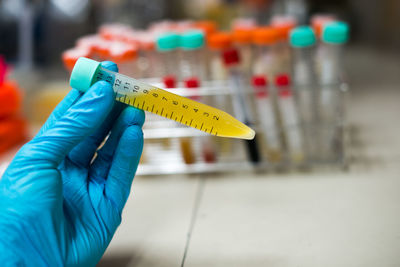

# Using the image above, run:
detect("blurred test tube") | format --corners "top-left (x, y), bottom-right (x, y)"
top-left (156, 32), bottom-right (181, 82)
top-left (207, 32), bottom-right (232, 82)
top-left (184, 78), bottom-right (217, 164)
top-left (318, 22), bottom-right (349, 161)
top-left (289, 26), bottom-right (319, 161)
top-left (271, 15), bottom-right (298, 75)
top-left (275, 74), bottom-right (305, 164)
top-left (223, 48), bottom-right (261, 165)
top-left (180, 30), bottom-right (207, 82)
top-left (232, 27), bottom-right (255, 79)
top-left (252, 26), bottom-right (279, 78)
top-left (251, 75), bottom-right (282, 163)
top-left (135, 32), bottom-right (158, 78)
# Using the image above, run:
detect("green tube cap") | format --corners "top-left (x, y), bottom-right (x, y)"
top-left (70, 57), bottom-right (101, 92)
top-left (322, 22), bottom-right (349, 44)
top-left (180, 31), bottom-right (205, 50)
top-left (290, 26), bottom-right (316, 48)
top-left (156, 32), bottom-right (180, 52)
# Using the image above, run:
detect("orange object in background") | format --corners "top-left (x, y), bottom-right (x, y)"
top-left (0, 55), bottom-right (28, 155)
top-left (62, 47), bottom-right (91, 71)
top-left (232, 28), bottom-right (254, 45)
top-left (0, 81), bottom-right (22, 118)
top-left (106, 42), bottom-right (138, 64)
top-left (207, 32), bottom-right (233, 50)
top-left (271, 15), bottom-right (298, 41)
top-left (252, 27), bottom-right (279, 45)
top-left (272, 20), bottom-right (297, 41)
top-left (0, 117), bottom-right (27, 154)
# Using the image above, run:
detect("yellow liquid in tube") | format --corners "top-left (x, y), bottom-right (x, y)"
top-left (94, 67), bottom-right (255, 139)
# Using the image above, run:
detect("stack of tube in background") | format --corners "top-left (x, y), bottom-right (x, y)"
top-left (0, 56), bottom-right (27, 155)
top-left (62, 15), bottom-right (349, 175)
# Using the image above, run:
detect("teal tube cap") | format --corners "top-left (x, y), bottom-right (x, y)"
top-left (180, 31), bottom-right (205, 50)
top-left (156, 32), bottom-right (180, 52)
top-left (70, 57), bottom-right (101, 92)
top-left (290, 26), bottom-right (316, 48)
top-left (322, 22), bottom-right (349, 44)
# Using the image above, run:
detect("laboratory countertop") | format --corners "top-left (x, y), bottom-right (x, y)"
top-left (97, 47), bottom-right (400, 267)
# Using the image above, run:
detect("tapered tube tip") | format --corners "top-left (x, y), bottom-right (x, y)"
top-left (239, 126), bottom-right (255, 140)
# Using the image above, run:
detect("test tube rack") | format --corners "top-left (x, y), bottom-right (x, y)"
top-left (137, 79), bottom-right (349, 176)
top-left (62, 19), bottom-right (350, 175)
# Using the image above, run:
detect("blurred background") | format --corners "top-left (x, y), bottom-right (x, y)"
top-left (1, 0), bottom-right (399, 68)
top-left (1, 0), bottom-right (400, 266)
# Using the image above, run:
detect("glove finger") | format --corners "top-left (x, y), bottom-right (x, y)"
top-left (66, 102), bottom-right (124, 168)
top-left (100, 61), bottom-right (119, 72)
top-left (36, 61), bottom-right (118, 138)
top-left (36, 89), bottom-right (82, 137)
top-left (66, 61), bottom-right (121, 168)
top-left (15, 80), bottom-right (115, 168)
top-left (89, 107), bottom-right (144, 185)
top-left (105, 125), bottom-right (143, 212)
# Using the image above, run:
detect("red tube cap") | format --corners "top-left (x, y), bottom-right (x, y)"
top-left (184, 77), bottom-right (200, 88)
top-left (275, 74), bottom-right (290, 86)
top-left (184, 77), bottom-right (200, 100)
top-left (163, 75), bottom-right (176, 88)
top-left (252, 75), bottom-right (268, 98)
top-left (222, 48), bottom-right (240, 66)
top-left (275, 74), bottom-right (292, 97)
top-left (252, 75), bottom-right (268, 87)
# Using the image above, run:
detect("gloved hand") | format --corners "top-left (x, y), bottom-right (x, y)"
top-left (0, 61), bottom-right (145, 267)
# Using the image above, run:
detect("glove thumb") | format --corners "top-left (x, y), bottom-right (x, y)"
top-left (16, 81), bottom-right (115, 168)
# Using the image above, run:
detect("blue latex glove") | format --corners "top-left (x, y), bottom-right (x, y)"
top-left (0, 62), bottom-right (145, 267)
